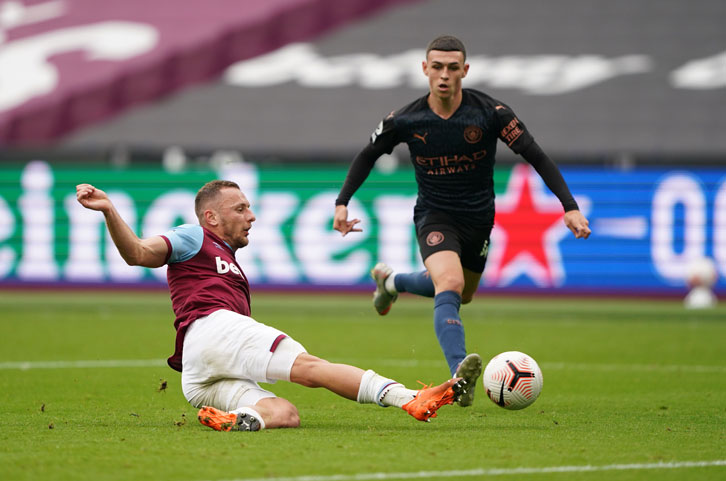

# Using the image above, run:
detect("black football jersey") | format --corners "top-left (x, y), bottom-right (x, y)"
top-left (369, 88), bottom-right (535, 223)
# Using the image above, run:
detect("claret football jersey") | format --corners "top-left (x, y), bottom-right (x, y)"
top-left (160, 224), bottom-right (250, 371)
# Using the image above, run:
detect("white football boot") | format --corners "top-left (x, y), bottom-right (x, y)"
top-left (371, 262), bottom-right (397, 315)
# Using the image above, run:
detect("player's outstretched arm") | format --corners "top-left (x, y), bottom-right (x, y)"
top-left (334, 143), bottom-right (388, 236)
top-left (333, 205), bottom-right (362, 236)
top-left (564, 210), bottom-right (591, 239)
top-left (76, 184), bottom-right (168, 267)
top-left (518, 143), bottom-right (591, 240)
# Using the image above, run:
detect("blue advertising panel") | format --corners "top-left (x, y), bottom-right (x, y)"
top-left (0, 161), bottom-right (723, 294)
top-left (493, 165), bottom-right (726, 292)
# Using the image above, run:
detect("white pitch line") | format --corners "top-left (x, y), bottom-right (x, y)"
top-left (1, 358), bottom-right (725, 373)
top-left (339, 359), bottom-right (726, 374)
top-left (540, 362), bottom-right (726, 373)
top-left (0, 359), bottom-right (167, 370)
top-left (212, 460), bottom-right (726, 481)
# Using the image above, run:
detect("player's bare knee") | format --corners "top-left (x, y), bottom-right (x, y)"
top-left (258, 398), bottom-right (300, 428)
top-left (436, 275), bottom-right (465, 294)
top-left (284, 405), bottom-right (301, 428)
top-left (274, 403), bottom-right (300, 428)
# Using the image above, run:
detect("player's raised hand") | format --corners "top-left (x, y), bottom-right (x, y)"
top-left (76, 184), bottom-right (112, 212)
top-left (333, 205), bottom-right (362, 236)
top-left (564, 210), bottom-right (591, 239)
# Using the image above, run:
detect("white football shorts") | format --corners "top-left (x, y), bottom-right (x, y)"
top-left (181, 309), bottom-right (306, 411)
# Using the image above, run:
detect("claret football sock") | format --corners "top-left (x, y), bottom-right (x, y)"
top-left (433, 290), bottom-right (466, 376)
top-left (394, 270), bottom-right (435, 297)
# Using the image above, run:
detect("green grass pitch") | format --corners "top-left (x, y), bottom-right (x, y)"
top-left (0, 290), bottom-right (724, 481)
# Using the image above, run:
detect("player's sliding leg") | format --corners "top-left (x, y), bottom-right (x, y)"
top-left (197, 361), bottom-right (468, 430)
top-left (198, 396), bottom-right (299, 431)
top-left (290, 353), bottom-right (466, 422)
top-left (189, 330), bottom-right (304, 432)
top-left (196, 332), bottom-right (468, 431)
top-left (291, 354), bottom-right (411, 404)
top-left (401, 378), bottom-right (465, 421)
top-left (198, 406), bottom-right (263, 431)
top-left (353, 369), bottom-right (466, 422)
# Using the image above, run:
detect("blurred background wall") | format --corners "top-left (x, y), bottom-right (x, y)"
top-left (1, 0), bottom-right (724, 295)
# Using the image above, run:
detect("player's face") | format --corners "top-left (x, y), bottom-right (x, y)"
top-left (423, 50), bottom-right (469, 101)
top-left (214, 188), bottom-right (256, 249)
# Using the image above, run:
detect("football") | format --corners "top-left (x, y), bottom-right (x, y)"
top-left (482, 351), bottom-right (543, 410)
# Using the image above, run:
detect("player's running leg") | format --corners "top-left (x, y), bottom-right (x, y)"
top-left (371, 262), bottom-right (398, 315)
top-left (394, 271), bottom-right (436, 297)
top-left (371, 264), bottom-right (437, 315)
top-left (433, 290), bottom-right (467, 374)
top-left (425, 252), bottom-right (468, 375)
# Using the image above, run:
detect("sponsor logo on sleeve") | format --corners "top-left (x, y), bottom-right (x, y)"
top-left (500, 118), bottom-right (524, 146)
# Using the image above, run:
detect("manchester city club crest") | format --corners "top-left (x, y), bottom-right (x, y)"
top-left (464, 125), bottom-right (483, 144)
top-left (426, 231), bottom-right (445, 246)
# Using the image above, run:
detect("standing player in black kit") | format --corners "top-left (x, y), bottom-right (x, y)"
top-left (333, 35), bottom-right (591, 408)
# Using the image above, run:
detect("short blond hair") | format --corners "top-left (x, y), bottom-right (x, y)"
top-left (194, 180), bottom-right (240, 221)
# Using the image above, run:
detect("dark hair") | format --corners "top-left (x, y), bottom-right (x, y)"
top-left (195, 180), bottom-right (240, 220)
top-left (426, 35), bottom-right (467, 61)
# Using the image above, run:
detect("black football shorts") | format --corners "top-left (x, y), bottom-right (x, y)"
top-left (414, 210), bottom-right (493, 273)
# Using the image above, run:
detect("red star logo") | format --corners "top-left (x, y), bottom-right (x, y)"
top-left (484, 164), bottom-right (570, 287)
